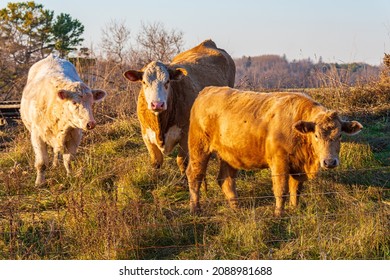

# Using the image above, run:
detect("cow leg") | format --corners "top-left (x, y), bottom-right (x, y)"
top-left (142, 136), bottom-right (163, 169)
top-left (52, 147), bottom-right (61, 168)
top-left (150, 144), bottom-right (164, 169)
top-left (186, 151), bottom-right (210, 214)
top-left (63, 129), bottom-right (81, 176)
top-left (31, 129), bottom-right (49, 186)
top-left (177, 148), bottom-right (188, 175)
top-left (270, 160), bottom-right (289, 217)
top-left (177, 135), bottom-right (189, 175)
top-left (289, 175), bottom-right (303, 209)
top-left (217, 160), bottom-right (239, 209)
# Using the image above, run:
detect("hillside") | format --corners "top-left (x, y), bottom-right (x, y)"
top-left (234, 55), bottom-right (380, 90)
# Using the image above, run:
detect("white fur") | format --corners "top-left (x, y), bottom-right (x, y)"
top-left (21, 55), bottom-right (106, 185)
top-left (142, 62), bottom-right (170, 112)
top-left (144, 125), bottom-right (182, 154)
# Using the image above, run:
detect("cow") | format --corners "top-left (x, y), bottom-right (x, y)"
top-left (20, 54), bottom-right (107, 186)
top-left (186, 86), bottom-right (363, 216)
top-left (123, 39), bottom-right (235, 174)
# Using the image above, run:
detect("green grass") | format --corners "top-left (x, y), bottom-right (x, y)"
top-left (0, 89), bottom-right (389, 260)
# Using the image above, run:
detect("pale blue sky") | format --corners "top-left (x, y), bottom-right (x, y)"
top-left (3, 0), bottom-right (390, 65)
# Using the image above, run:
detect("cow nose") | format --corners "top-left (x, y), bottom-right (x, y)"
top-left (323, 158), bottom-right (338, 169)
top-left (86, 120), bottom-right (96, 130)
top-left (151, 101), bottom-right (165, 111)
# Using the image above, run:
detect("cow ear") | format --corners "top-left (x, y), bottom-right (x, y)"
top-left (57, 90), bottom-right (72, 100)
top-left (168, 67), bottom-right (187, 81)
top-left (92, 89), bottom-right (107, 103)
top-left (341, 120), bottom-right (363, 135)
top-left (294, 120), bottom-right (316, 134)
top-left (123, 70), bottom-right (143, 82)
top-left (326, 110), bottom-right (339, 120)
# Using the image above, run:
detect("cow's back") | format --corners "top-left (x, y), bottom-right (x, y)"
top-left (171, 40), bottom-right (235, 91)
top-left (23, 55), bottom-right (81, 103)
top-left (26, 54), bottom-right (81, 86)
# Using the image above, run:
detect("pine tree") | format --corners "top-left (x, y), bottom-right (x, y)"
top-left (51, 13), bottom-right (84, 57)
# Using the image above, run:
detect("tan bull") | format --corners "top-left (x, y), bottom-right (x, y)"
top-left (186, 86), bottom-right (363, 216)
top-left (123, 40), bottom-right (235, 174)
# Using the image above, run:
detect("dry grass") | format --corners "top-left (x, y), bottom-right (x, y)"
top-left (0, 60), bottom-right (389, 260)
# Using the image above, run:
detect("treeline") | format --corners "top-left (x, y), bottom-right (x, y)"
top-left (0, 1), bottom-right (85, 100)
top-left (0, 1), bottom-right (385, 102)
top-left (0, 1), bottom-right (185, 101)
top-left (235, 55), bottom-right (380, 90)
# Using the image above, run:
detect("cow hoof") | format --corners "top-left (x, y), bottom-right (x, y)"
top-left (35, 180), bottom-right (47, 187)
top-left (228, 199), bottom-right (239, 209)
top-left (274, 208), bottom-right (284, 217)
top-left (176, 176), bottom-right (188, 189)
top-left (190, 204), bottom-right (201, 215)
top-left (152, 162), bottom-right (162, 169)
top-left (35, 174), bottom-right (46, 187)
top-left (289, 204), bottom-right (299, 212)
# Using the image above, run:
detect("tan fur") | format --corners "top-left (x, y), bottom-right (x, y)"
top-left (127, 39), bottom-right (236, 173)
top-left (186, 86), bottom-right (362, 215)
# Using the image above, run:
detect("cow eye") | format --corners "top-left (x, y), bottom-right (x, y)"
top-left (164, 80), bottom-right (170, 89)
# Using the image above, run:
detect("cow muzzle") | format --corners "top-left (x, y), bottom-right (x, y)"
top-left (86, 120), bottom-right (96, 130)
top-left (151, 101), bottom-right (165, 112)
top-left (322, 158), bottom-right (339, 169)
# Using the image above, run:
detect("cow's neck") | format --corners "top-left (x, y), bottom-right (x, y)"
top-left (291, 134), bottom-right (320, 179)
top-left (38, 103), bottom-right (74, 145)
top-left (140, 91), bottom-right (176, 145)
top-left (156, 105), bottom-right (175, 144)
top-left (290, 105), bottom-right (326, 178)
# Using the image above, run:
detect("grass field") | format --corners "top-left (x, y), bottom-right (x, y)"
top-left (0, 78), bottom-right (389, 260)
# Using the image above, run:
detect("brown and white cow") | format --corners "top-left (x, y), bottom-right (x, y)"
top-left (123, 40), bottom-right (235, 174)
top-left (21, 54), bottom-right (107, 186)
top-left (186, 86), bottom-right (363, 216)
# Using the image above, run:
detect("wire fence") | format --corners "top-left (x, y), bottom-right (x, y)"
top-left (0, 165), bottom-right (389, 259)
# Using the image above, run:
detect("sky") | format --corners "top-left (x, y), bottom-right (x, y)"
top-left (3, 0), bottom-right (390, 65)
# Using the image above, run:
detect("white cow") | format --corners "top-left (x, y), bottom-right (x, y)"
top-left (21, 54), bottom-right (107, 185)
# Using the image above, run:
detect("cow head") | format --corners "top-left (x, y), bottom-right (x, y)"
top-left (57, 83), bottom-right (107, 131)
top-left (123, 61), bottom-right (187, 114)
top-left (294, 111), bottom-right (363, 169)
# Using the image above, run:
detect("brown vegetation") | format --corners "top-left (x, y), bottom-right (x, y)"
top-left (235, 55), bottom-right (380, 90)
top-left (0, 53), bottom-right (389, 259)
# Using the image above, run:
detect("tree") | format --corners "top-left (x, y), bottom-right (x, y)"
top-left (51, 13), bottom-right (84, 57)
top-left (0, 2), bottom-right (85, 60)
top-left (0, 1), bottom-right (85, 100)
top-left (0, 1), bottom-right (53, 64)
top-left (244, 56), bottom-right (252, 69)
top-left (100, 19), bottom-right (131, 63)
top-left (0, 36), bottom-right (16, 100)
top-left (136, 21), bottom-right (184, 64)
